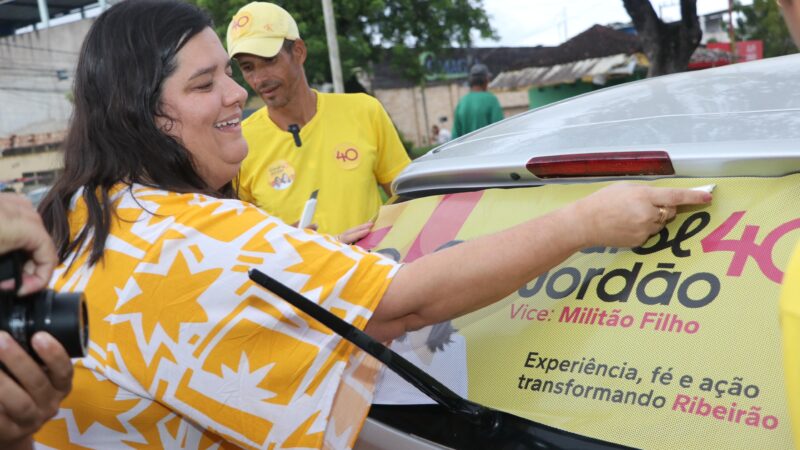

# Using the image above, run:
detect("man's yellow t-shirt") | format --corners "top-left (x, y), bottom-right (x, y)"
top-left (780, 242), bottom-right (800, 447)
top-left (238, 92), bottom-right (410, 235)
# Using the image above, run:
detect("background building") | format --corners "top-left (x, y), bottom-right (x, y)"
top-left (0, 0), bottom-right (98, 191)
top-left (370, 25), bottom-right (645, 147)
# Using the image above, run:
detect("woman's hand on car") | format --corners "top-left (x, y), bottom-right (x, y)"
top-left (565, 183), bottom-right (712, 249)
top-left (368, 183), bottom-right (712, 342)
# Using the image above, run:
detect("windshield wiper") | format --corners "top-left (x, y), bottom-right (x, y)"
top-left (249, 268), bottom-right (635, 450)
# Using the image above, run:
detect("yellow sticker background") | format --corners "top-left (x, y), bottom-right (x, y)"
top-left (333, 143), bottom-right (362, 170)
top-left (370, 176), bottom-right (800, 449)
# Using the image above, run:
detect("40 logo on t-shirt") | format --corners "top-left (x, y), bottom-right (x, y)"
top-left (333, 143), bottom-right (361, 170)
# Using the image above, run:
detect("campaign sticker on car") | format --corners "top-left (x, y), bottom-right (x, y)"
top-left (361, 175), bottom-right (799, 450)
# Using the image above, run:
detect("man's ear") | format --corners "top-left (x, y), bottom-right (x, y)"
top-left (293, 38), bottom-right (308, 65)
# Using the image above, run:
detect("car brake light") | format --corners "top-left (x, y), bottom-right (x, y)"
top-left (526, 151), bottom-right (675, 178)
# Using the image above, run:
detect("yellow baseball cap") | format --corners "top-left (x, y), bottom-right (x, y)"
top-left (226, 2), bottom-right (300, 59)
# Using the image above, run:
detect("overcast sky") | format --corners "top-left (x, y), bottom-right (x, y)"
top-left (475, 0), bottom-right (749, 47)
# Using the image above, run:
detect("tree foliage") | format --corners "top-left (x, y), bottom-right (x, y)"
top-left (735, 0), bottom-right (797, 58)
top-left (623, 0), bottom-right (702, 76)
top-left (189, 0), bottom-right (496, 90)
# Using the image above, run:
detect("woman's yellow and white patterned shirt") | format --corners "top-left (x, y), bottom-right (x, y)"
top-left (34, 184), bottom-right (399, 449)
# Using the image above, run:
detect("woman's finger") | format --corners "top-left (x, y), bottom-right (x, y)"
top-left (648, 187), bottom-right (712, 207)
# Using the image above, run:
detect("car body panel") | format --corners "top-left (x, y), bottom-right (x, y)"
top-left (362, 56), bottom-right (800, 449)
top-left (395, 55), bottom-right (800, 197)
top-left (354, 417), bottom-right (450, 450)
top-left (364, 176), bottom-right (798, 449)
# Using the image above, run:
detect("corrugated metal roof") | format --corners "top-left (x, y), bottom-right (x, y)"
top-left (489, 53), bottom-right (647, 91)
top-left (0, 0), bottom-right (96, 35)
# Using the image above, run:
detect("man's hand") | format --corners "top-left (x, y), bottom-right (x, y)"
top-left (0, 332), bottom-right (73, 449)
top-left (0, 194), bottom-right (57, 296)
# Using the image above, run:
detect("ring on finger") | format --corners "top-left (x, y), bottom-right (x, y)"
top-left (655, 206), bottom-right (668, 226)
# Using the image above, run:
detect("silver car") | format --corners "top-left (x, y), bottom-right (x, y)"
top-left (355, 54), bottom-right (800, 450)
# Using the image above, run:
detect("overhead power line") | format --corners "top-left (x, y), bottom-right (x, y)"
top-left (0, 85), bottom-right (68, 93)
top-left (0, 42), bottom-right (80, 55)
top-left (0, 65), bottom-right (70, 74)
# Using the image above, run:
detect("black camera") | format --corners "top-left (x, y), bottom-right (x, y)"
top-left (0, 251), bottom-right (88, 359)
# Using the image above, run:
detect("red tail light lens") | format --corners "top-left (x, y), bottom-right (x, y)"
top-left (526, 151), bottom-right (675, 178)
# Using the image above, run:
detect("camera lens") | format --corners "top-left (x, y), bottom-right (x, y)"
top-left (0, 251), bottom-right (89, 359)
top-left (6, 290), bottom-right (89, 359)
top-left (38, 291), bottom-right (89, 358)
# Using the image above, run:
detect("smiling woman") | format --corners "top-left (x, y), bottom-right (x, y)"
top-left (36, 2), bottom-right (403, 446)
top-left (157, 28), bottom-right (248, 190)
top-left (33, 1), bottom-right (711, 449)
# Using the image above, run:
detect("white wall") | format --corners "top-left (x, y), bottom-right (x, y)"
top-left (0, 150), bottom-right (62, 179)
top-left (0, 18), bottom-right (92, 136)
top-left (375, 83), bottom-right (529, 147)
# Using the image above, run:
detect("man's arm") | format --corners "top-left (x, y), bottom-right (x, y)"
top-left (380, 182), bottom-right (393, 198)
top-left (490, 96), bottom-right (504, 124)
top-left (452, 104), bottom-right (462, 139)
top-left (371, 98), bottom-right (411, 191)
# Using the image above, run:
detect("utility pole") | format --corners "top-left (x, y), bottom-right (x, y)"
top-left (36, 0), bottom-right (50, 28)
top-left (728, 0), bottom-right (737, 62)
top-left (321, 0), bottom-right (344, 93)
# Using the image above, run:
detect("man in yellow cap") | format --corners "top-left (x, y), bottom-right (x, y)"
top-left (226, 2), bottom-right (410, 236)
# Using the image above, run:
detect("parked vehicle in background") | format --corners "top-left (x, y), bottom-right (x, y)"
top-left (354, 54), bottom-right (800, 449)
top-left (25, 185), bottom-right (51, 207)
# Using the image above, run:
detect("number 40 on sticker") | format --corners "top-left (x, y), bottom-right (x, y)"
top-left (336, 148), bottom-right (358, 162)
top-left (701, 211), bottom-right (800, 284)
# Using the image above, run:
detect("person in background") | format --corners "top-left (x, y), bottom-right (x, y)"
top-left (227, 2), bottom-right (410, 236)
top-left (779, 249), bottom-right (800, 449)
top-left (34, 1), bottom-right (712, 448)
top-left (0, 193), bottom-right (72, 450)
top-left (452, 63), bottom-right (504, 138)
top-left (431, 122), bottom-right (451, 145)
top-left (776, 1), bottom-right (800, 446)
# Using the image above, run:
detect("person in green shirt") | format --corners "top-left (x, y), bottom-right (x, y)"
top-left (452, 63), bottom-right (504, 138)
